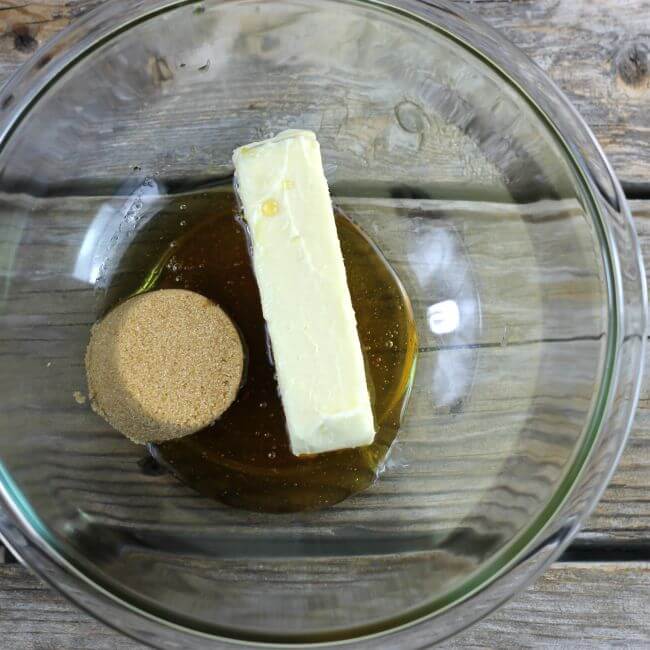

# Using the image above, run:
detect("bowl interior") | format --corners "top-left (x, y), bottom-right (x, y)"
top-left (0, 0), bottom-right (609, 643)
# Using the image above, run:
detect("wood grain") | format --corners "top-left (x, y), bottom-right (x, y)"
top-left (0, 197), bottom-right (644, 645)
top-left (0, 191), bottom-right (605, 638)
top-left (582, 200), bottom-right (650, 543)
top-left (460, 0), bottom-right (650, 187)
top-left (0, 195), bottom-right (637, 645)
top-left (0, 565), bottom-right (146, 650)
top-left (0, 0), bottom-right (647, 184)
top-left (446, 562), bottom-right (650, 649)
top-left (0, 193), bottom-right (618, 545)
top-left (1, 562), bottom-right (649, 649)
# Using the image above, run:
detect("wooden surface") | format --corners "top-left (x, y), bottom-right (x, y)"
top-left (0, 0), bottom-right (649, 648)
top-left (2, 562), bottom-right (650, 649)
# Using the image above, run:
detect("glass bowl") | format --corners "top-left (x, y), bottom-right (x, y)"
top-left (0, 0), bottom-right (645, 647)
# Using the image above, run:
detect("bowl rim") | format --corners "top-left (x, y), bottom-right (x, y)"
top-left (0, 0), bottom-right (646, 647)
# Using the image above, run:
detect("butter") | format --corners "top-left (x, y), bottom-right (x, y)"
top-left (233, 130), bottom-right (375, 456)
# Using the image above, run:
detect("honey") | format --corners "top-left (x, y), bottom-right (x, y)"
top-left (114, 186), bottom-right (417, 512)
top-left (261, 198), bottom-right (280, 217)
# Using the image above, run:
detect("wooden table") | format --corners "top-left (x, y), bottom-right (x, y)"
top-left (0, 0), bottom-right (649, 647)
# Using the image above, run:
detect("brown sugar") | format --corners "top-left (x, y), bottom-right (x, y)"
top-left (85, 289), bottom-right (244, 444)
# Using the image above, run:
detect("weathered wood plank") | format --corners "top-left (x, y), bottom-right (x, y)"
top-left (0, 1), bottom-right (647, 184)
top-left (0, 199), bottom-right (640, 649)
top-left (0, 565), bottom-right (145, 650)
top-left (0, 1), bottom-right (99, 82)
top-left (446, 562), bottom-right (650, 649)
top-left (459, 0), bottom-right (650, 186)
top-left (0, 191), bottom-right (610, 550)
top-left (1, 562), bottom-right (649, 648)
top-left (0, 199), bottom-right (644, 552)
top-left (581, 199), bottom-right (650, 542)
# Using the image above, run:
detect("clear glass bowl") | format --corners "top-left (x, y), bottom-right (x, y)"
top-left (0, 0), bottom-right (645, 647)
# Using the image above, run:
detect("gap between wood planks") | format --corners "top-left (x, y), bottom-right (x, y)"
top-left (621, 181), bottom-right (650, 201)
top-left (2, 542), bottom-right (648, 565)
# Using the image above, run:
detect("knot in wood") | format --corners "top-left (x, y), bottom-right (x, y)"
top-left (12, 24), bottom-right (37, 54)
top-left (616, 40), bottom-right (648, 86)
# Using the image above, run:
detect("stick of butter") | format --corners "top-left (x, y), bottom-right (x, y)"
top-left (233, 130), bottom-right (375, 456)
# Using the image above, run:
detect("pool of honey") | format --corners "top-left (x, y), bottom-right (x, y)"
top-left (131, 188), bottom-right (417, 512)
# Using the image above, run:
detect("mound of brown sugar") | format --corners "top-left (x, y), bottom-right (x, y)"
top-left (85, 289), bottom-right (244, 444)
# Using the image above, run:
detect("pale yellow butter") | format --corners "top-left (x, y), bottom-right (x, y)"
top-left (233, 130), bottom-right (375, 456)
